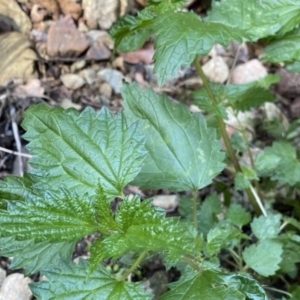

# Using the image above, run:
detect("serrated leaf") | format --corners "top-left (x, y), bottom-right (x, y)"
top-left (193, 75), bottom-right (280, 112)
top-left (243, 240), bottom-right (283, 277)
top-left (0, 173), bottom-right (40, 208)
top-left (278, 233), bottom-right (300, 276)
top-left (227, 203), bottom-right (251, 228)
top-left (111, 0), bottom-right (187, 53)
top-left (0, 190), bottom-right (98, 242)
top-left (234, 172), bottom-right (250, 191)
top-left (30, 259), bottom-right (151, 300)
top-left (161, 268), bottom-right (246, 300)
top-left (206, 220), bottom-right (241, 256)
top-left (0, 236), bottom-right (75, 275)
top-left (206, 0), bottom-right (300, 41)
top-left (22, 104), bottom-right (146, 198)
top-left (251, 214), bottom-right (281, 240)
top-left (255, 141), bottom-right (300, 186)
top-left (90, 196), bottom-right (197, 273)
top-left (231, 132), bottom-right (248, 152)
top-left (122, 83), bottom-right (225, 192)
top-left (111, 15), bottom-right (153, 52)
top-left (264, 28), bottom-right (300, 63)
top-left (198, 194), bottom-right (222, 236)
top-left (151, 11), bottom-right (243, 85)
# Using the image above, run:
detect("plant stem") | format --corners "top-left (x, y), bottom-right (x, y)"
top-left (192, 191), bottom-right (198, 232)
top-left (193, 57), bottom-right (262, 216)
top-left (121, 250), bottom-right (148, 281)
top-left (183, 256), bottom-right (202, 272)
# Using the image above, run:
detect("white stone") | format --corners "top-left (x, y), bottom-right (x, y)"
top-left (0, 273), bottom-right (32, 300)
top-left (60, 74), bottom-right (86, 90)
top-left (202, 56), bottom-right (229, 84)
top-left (98, 69), bottom-right (127, 94)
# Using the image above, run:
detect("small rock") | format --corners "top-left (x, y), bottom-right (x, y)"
top-left (0, 32), bottom-right (37, 85)
top-left (0, 268), bottom-right (6, 287)
top-left (121, 42), bottom-right (154, 65)
top-left (152, 195), bottom-right (179, 211)
top-left (86, 30), bottom-right (109, 43)
top-left (202, 56), bottom-right (229, 83)
top-left (61, 74), bottom-right (86, 90)
top-left (70, 60), bottom-right (86, 73)
top-left (99, 82), bottom-right (112, 99)
top-left (291, 98), bottom-right (300, 118)
top-left (57, 0), bottom-right (82, 20)
top-left (61, 98), bottom-right (82, 110)
top-left (30, 4), bottom-right (47, 23)
top-left (82, 0), bottom-right (119, 29)
top-left (98, 69), bottom-right (126, 94)
top-left (277, 68), bottom-right (300, 97)
top-left (80, 68), bottom-right (96, 85)
top-left (85, 41), bottom-right (111, 61)
top-left (35, 0), bottom-right (60, 20)
top-left (0, 273), bottom-right (32, 300)
top-left (231, 59), bottom-right (267, 84)
top-left (13, 79), bottom-right (44, 98)
top-left (0, 0), bottom-right (32, 34)
top-left (47, 15), bottom-right (90, 57)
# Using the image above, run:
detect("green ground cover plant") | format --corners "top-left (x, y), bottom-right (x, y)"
top-left (1, 0), bottom-right (300, 298)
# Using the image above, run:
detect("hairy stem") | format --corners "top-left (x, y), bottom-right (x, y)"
top-left (192, 191), bottom-right (198, 232)
top-left (193, 57), bottom-right (262, 216)
top-left (183, 256), bottom-right (202, 272)
top-left (121, 250), bottom-right (148, 280)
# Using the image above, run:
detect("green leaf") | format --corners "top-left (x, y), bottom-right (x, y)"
top-left (243, 240), bottom-right (283, 277)
top-left (22, 104), bottom-right (146, 198)
top-left (0, 237), bottom-right (75, 276)
top-left (90, 196), bottom-right (197, 273)
top-left (287, 61), bottom-right (300, 73)
top-left (193, 75), bottom-right (280, 112)
top-left (111, 15), bottom-right (153, 52)
top-left (30, 259), bottom-right (151, 300)
top-left (234, 172), bottom-right (250, 191)
top-left (234, 167), bottom-right (258, 191)
top-left (0, 174), bottom-right (40, 208)
top-left (264, 28), bottom-right (300, 63)
top-left (206, 220), bottom-right (241, 256)
top-left (255, 141), bottom-right (300, 186)
top-left (198, 194), bottom-right (222, 236)
top-left (251, 214), bottom-right (281, 240)
top-left (226, 203), bottom-right (251, 228)
top-left (151, 11), bottom-right (243, 85)
top-left (122, 83), bottom-right (225, 191)
top-left (111, 0), bottom-right (187, 53)
top-left (230, 133), bottom-right (248, 153)
top-left (206, 0), bottom-right (300, 41)
top-left (278, 233), bottom-right (300, 277)
top-left (161, 268), bottom-right (246, 300)
top-left (0, 190), bottom-right (98, 242)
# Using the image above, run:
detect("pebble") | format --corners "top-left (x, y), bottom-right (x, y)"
top-left (85, 41), bottom-right (111, 61)
top-left (80, 68), bottom-right (97, 85)
top-left (0, 273), bottom-right (32, 300)
top-left (99, 82), bottom-right (113, 99)
top-left (0, 268), bottom-right (6, 287)
top-left (47, 15), bottom-right (90, 57)
top-left (60, 74), bottom-right (86, 90)
top-left (152, 195), bottom-right (179, 211)
top-left (231, 59), bottom-right (267, 84)
top-left (202, 56), bottom-right (229, 83)
top-left (70, 60), bottom-right (87, 73)
top-left (98, 69), bottom-right (126, 94)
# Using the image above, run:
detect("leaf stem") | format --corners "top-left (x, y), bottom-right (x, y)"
top-left (192, 191), bottom-right (198, 232)
top-left (121, 250), bottom-right (148, 281)
top-left (193, 57), bottom-right (262, 216)
top-left (183, 256), bottom-right (202, 272)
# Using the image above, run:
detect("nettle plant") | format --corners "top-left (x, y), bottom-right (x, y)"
top-left (1, 0), bottom-right (300, 299)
